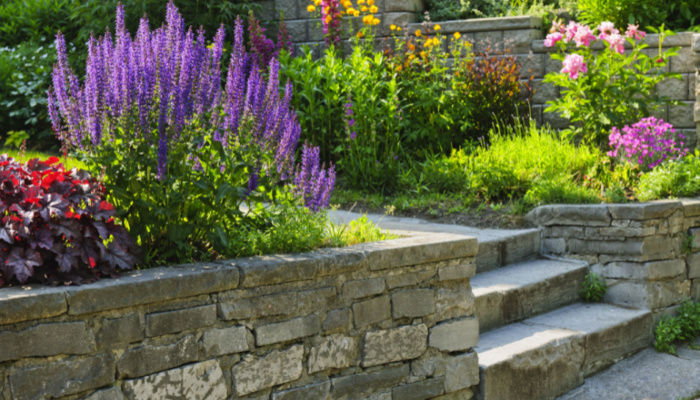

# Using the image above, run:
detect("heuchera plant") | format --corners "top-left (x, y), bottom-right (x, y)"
top-left (47, 2), bottom-right (334, 265)
top-left (543, 20), bottom-right (681, 147)
top-left (0, 155), bottom-right (135, 286)
top-left (608, 116), bottom-right (688, 171)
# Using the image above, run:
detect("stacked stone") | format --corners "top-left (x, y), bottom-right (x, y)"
top-left (695, 33), bottom-right (700, 142)
top-left (527, 200), bottom-right (700, 317)
top-left (0, 232), bottom-right (480, 400)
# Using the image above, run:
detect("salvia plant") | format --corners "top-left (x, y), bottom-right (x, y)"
top-left (0, 155), bottom-right (135, 286)
top-left (543, 20), bottom-right (681, 147)
top-left (608, 116), bottom-right (688, 171)
top-left (47, 2), bottom-right (334, 265)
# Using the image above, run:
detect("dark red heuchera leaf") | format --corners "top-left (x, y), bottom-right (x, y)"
top-left (0, 155), bottom-right (136, 286)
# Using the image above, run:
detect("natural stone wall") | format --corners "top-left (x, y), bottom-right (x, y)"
top-left (527, 199), bottom-right (700, 315)
top-left (0, 233), bottom-right (480, 400)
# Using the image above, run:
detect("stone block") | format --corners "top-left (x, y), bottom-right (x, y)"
top-left (429, 318), bottom-right (479, 352)
top-left (382, 12), bottom-right (416, 35)
top-left (531, 79), bottom-right (558, 104)
top-left (543, 238), bottom-right (566, 254)
top-left (272, 381), bottom-right (331, 400)
top-left (122, 359), bottom-right (227, 400)
top-left (527, 204), bottom-right (611, 227)
top-left (363, 324), bottom-right (428, 367)
top-left (657, 75), bottom-right (688, 99)
top-left (97, 313), bottom-right (143, 347)
top-left (604, 259), bottom-right (686, 281)
top-left (117, 335), bottom-right (199, 378)
top-left (9, 354), bottom-right (115, 400)
top-left (343, 277), bottom-right (385, 299)
top-left (517, 52), bottom-right (545, 78)
top-left (445, 352), bottom-right (479, 393)
top-left (608, 201), bottom-right (682, 220)
top-left (0, 321), bottom-right (95, 362)
top-left (432, 389), bottom-right (474, 400)
top-left (503, 28), bottom-right (541, 53)
top-left (605, 277), bottom-right (691, 310)
top-left (669, 101), bottom-right (696, 128)
top-left (83, 387), bottom-right (125, 400)
top-left (364, 234), bottom-right (477, 271)
top-left (385, 269), bottom-right (435, 289)
top-left (146, 304), bottom-right (216, 337)
top-left (330, 364), bottom-right (409, 400)
top-left (671, 47), bottom-right (695, 73)
top-left (202, 326), bottom-right (249, 357)
top-left (232, 344), bottom-right (304, 396)
top-left (323, 308), bottom-right (352, 333)
top-left (0, 286), bottom-right (67, 325)
top-left (438, 262), bottom-right (476, 281)
top-left (66, 262), bottom-right (238, 315)
top-left (392, 289), bottom-right (436, 318)
top-left (435, 287), bottom-right (475, 322)
top-left (692, 279), bottom-right (700, 300)
top-left (255, 314), bottom-right (320, 346)
top-left (391, 378), bottom-right (445, 400)
top-left (308, 334), bottom-right (357, 373)
top-left (476, 240), bottom-right (502, 272)
top-left (385, 0), bottom-right (423, 12)
top-left (353, 295), bottom-right (391, 328)
top-left (502, 230), bottom-right (540, 264)
top-left (285, 20), bottom-right (307, 42)
top-left (218, 291), bottom-right (295, 320)
top-left (274, 0), bottom-right (298, 19)
top-left (687, 253), bottom-right (700, 278)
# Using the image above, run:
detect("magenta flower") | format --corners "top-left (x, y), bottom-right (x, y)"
top-left (561, 54), bottom-right (587, 79)
top-left (573, 24), bottom-right (596, 47)
top-left (544, 32), bottom-right (564, 47)
top-left (625, 24), bottom-right (646, 40)
top-left (563, 21), bottom-right (579, 42)
top-left (608, 117), bottom-right (688, 170)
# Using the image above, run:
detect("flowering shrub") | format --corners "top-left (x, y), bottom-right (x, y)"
top-left (306, 0), bottom-right (381, 46)
top-left (543, 20), bottom-right (681, 147)
top-left (48, 2), bottom-right (334, 265)
top-left (608, 117), bottom-right (688, 171)
top-left (0, 155), bottom-right (135, 286)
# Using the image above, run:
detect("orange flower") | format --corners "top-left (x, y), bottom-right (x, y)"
top-left (415, 29), bottom-right (421, 37)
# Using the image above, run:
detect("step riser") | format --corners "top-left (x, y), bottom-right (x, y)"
top-left (478, 334), bottom-right (585, 400)
top-left (476, 267), bottom-right (587, 332)
top-left (476, 230), bottom-right (540, 273)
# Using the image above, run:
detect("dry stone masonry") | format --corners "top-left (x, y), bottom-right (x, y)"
top-left (0, 233), bottom-right (480, 399)
top-left (527, 199), bottom-right (700, 316)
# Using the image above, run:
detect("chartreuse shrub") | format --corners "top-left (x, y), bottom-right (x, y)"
top-left (636, 151), bottom-right (700, 201)
top-left (655, 300), bottom-right (700, 355)
top-left (48, 2), bottom-right (335, 266)
top-left (543, 20), bottom-right (680, 147)
top-left (0, 155), bottom-right (136, 286)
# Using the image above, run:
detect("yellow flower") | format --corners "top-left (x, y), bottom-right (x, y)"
top-left (324, 15), bottom-right (332, 24)
top-left (367, 0), bottom-right (374, 5)
top-left (362, 15), bottom-right (372, 25)
top-left (314, 0), bottom-right (322, 5)
top-left (432, 37), bottom-right (440, 46)
top-left (353, 9), bottom-right (360, 16)
top-left (373, 17), bottom-right (380, 25)
top-left (361, 5), bottom-right (368, 11)
top-left (346, 7), bottom-right (356, 14)
top-left (369, 5), bottom-right (378, 13)
top-left (453, 32), bottom-right (461, 40)
top-left (396, 65), bottom-right (403, 72)
top-left (434, 24), bottom-right (442, 31)
top-left (342, 0), bottom-right (352, 8)
top-left (408, 42), bottom-right (416, 51)
top-left (306, 4), bottom-right (316, 12)
top-left (408, 54), bottom-right (415, 61)
top-left (390, 24), bottom-right (397, 31)
top-left (420, 50), bottom-right (427, 58)
top-left (415, 29), bottom-right (421, 37)
top-left (396, 26), bottom-right (402, 31)
top-left (357, 0), bottom-right (365, 4)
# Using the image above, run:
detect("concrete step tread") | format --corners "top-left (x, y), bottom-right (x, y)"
top-left (476, 303), bottom-right (651, 367)
top-left (471, 258), bottom-right (588, 295)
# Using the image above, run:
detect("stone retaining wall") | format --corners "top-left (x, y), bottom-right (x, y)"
top-left (527, 199), bottom-right (700, 315)
top-left (0, 233), bottom-right (480, 400)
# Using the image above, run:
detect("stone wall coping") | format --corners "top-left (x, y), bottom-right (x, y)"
top-left (406, 15), bottom-right (542, 33)
top-left (526, 200), bottom-right (696, 226)
top-left (0, 233), bottom-right (477, 325)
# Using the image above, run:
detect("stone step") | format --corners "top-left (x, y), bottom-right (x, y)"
top-left (472, 258), bottom-right (588, 332)
top-left (475, 303), bottom-right (652, 400)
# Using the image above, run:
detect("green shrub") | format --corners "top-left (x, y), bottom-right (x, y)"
top-left (636, 151), bottom-right (700, 201)
top-left (325, 214), bottom-right (395, 247)
top-left (523, 176), bottom-right (599, 207)
top-left (579, 272), bottom-right (607, 302)
top-left (418, 149), bottom-right (472, 193)
top-left (423, 0), bottom-right (567, 22)
top-left (654, 300), bottom-right (700, 355)
top-left (469, 119), bottom-right (599, 201)
top-left (576, 0), bottom-right (699, 32)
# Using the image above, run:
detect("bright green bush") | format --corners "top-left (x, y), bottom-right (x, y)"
top-left (469, 119), bottom-right (599, 201)
top-left (636, 151), bottom-right (700, 201)
top-left (578, 272), bottom-right (607, 302)
top-left (654, 300), bottom-right (700, 355)
top-left (523, 176), bottom-right (599, 207)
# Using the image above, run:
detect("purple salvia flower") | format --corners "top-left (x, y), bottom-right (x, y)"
top-left (47, 90), bottom-right (61, 133)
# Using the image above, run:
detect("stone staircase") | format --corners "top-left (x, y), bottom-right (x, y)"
top-left (470, 229), bottom-right (653, 400)
top-left (328, 211), bottom-right (656, 400)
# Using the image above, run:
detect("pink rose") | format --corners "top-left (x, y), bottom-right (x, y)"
top-left (564, 21), bottom-right (579, 42)
top-left (573, 24), bottom-right (596, 47)
top-left (597, 21), bottom-right (619, 40)
top-left (561, 53), bottom-right (587, 79)
top-left (604, 33), bottom-right (625, 54)
top-left (544, 32), bottom-right (564, 47)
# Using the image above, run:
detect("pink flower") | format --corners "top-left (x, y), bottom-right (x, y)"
top-left (625, 24), bottom-right (646, 40)
top-left (597, 21), bottom-right (619, 40)
top-left (573, 24), bottom-right (596, 47)
top-left (544, 32), bottom-right (564, 47)
top-left (561, 53), bottom-right (587, 79)
top-left (564, 21), bottom-right (579, 42)
top-left (604, 33), bottom-right (625, 54)
top-left (550, 20), bottom-right (565, 34)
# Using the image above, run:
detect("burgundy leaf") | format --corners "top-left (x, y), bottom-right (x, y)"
top-left (6, 248), bottom-right (42, 283)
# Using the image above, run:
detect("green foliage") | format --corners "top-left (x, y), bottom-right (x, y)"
top-left (522, 176), bottom-right (599, 207)
top-left (544, 26), bottom-right (681, 148)
top-left (469, 119), bottom-right (599, 201)
top-left (280, 46), bottom-right (402, 193)
top-left (576, 0), bottom-right (699, 32)
top-left (325, 215), bottom-right (395, 247)
top-left (579, 272), bottom-right (607, 302)
top-left (423, 0), bottom-right (567, 21)
top-left (0, 41), bottom-right (58, 150)
top-left (417, 149), bottom-right (473, 193)
top-left (636, 151), bottom-right (700, 201)
top-left (654, 300), bottom-right (700, 355)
